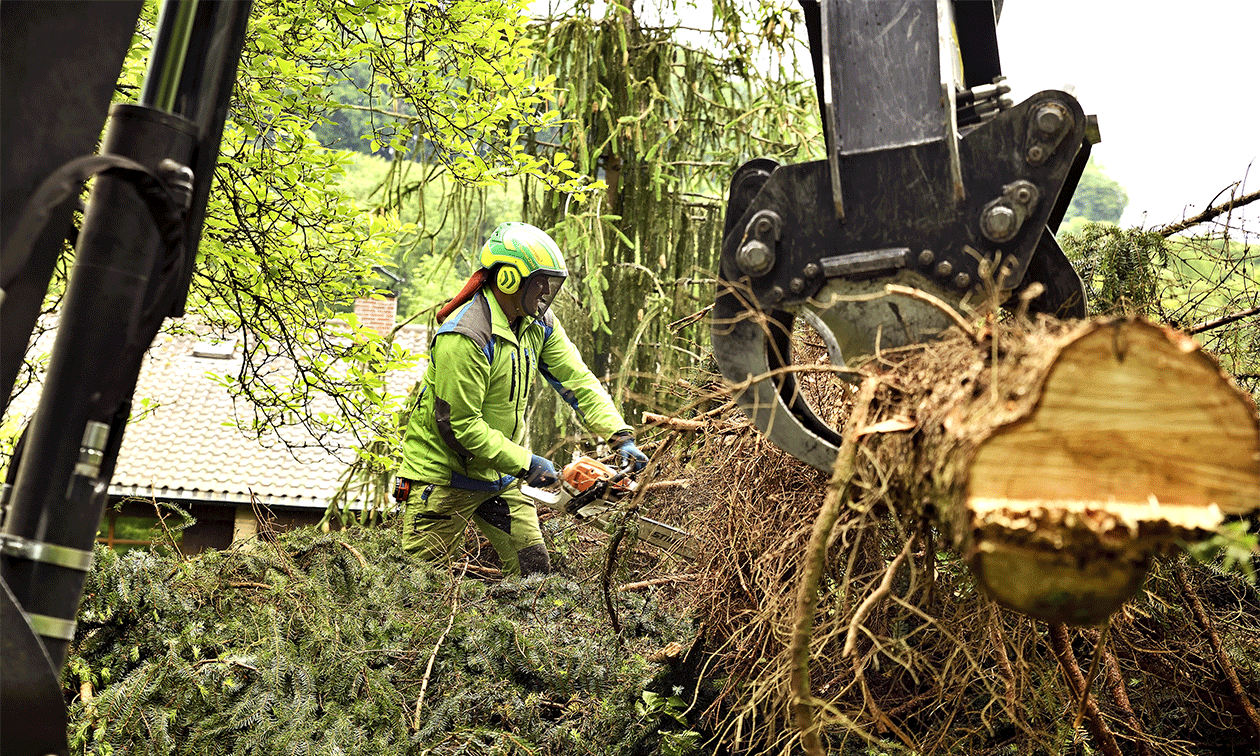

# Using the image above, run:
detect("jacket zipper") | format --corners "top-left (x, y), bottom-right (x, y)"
top-left (509, 350), bottom-right (518, 402)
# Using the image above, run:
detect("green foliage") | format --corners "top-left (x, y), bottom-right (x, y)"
top-left (1061, 224), bottom-right (1169, 317)
top-left (1185, 519), bottom-right (1259, 583)
top-left (66, 526), bottom-right (698, 755)
top-left (1060, 157), bottom-right (1129, 228)
top-left (332, 153), bottom-right (525, 319)
top-left (519, 0), bottom-right (822, 449)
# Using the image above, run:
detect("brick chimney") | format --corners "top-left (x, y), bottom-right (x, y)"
top-left (354, 293), bottom-right (397, 337)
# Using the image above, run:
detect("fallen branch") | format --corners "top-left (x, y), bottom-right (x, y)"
top-left (1189, 306), bottom-right (1260, 335)
top-left (642, 411), bottom-right (743, 435)
top-left (414, 563), bottom-right (467, 731)
top-left (618, 574), bottom-right (698, 592)
top-left (191, 658), bottom-right (258, 672)
top-left (1047, 623), bottom-right (1123, 756)
top-left (789, 377), bottom-right (879, 756)
top-left (1175, 560), bottom-right (1260, 740)
top-left (642, 412), bottom-right (706, 431)
top-left (338, 540), bottom-right (368, 570)
top-left (641, 479), bottom-right (691, 493)
top-left (451, 561), bottom-right (501, 579)
top-left (1084, 627), bottom-right (1154, 756)
top-left (1158, 189), bottom-right (1260, 237)
top-left (989, 609), bottom-right (1017, 715)
top-left (843, 537), bottom-right (914, 659)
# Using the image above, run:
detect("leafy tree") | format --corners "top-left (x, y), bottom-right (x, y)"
top-left (1058, 157), bottom-right (1128, 236)
top-left (517, 0), bottom-right (822, 452)
top-left (4, 0), bottom-right (600, 480)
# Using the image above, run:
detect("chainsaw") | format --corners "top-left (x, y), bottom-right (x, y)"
top-left (521, 456), bottom-right (698, 562)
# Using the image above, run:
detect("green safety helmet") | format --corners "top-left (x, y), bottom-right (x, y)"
top-left (480, 222), bottom-right (569, 316)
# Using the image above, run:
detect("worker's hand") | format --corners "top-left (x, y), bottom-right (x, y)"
top-left (610, 432), bottom-right (648, 473)
top-left (524, 454), bottom-right (558, 486)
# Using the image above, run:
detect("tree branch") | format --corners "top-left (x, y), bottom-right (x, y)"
top-left (1047, 623), bottom-right (1124, 756)
top-left (1188, 306), bottom-right (1260, 335)
top-left (1158, 189), bottom-right (1260, 237)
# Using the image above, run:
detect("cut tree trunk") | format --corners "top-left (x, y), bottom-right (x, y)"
top-left (840, 316), bottom-right (1259, 625)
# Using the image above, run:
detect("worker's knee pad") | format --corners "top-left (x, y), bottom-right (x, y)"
top-left (517, 543), bottom-right (551, 576)
top-left (473, 496), bottom-right (512, 534)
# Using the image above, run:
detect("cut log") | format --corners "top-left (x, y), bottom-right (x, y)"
top-left (844, 316), bottom-right (1259, 625)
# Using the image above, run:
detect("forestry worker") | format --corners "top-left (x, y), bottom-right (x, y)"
top-left (394, 222), bottom-right (648, 576)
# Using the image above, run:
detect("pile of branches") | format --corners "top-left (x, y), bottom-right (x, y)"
top-left (64, 526), bottom-right (701, 755)
top-left (634, 323), bottom-right (1260, 756)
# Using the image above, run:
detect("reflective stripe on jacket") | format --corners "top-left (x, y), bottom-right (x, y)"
top-left (398, 289), bottom-right (630, 489)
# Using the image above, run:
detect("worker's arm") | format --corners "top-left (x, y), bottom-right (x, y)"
top-left (429, 331), bottom-right (532, 476)
top-left (537, 317), bottom-right (632, 441)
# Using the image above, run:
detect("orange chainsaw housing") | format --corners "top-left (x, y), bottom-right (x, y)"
top-left (561, 457), bottom-right (632, 496)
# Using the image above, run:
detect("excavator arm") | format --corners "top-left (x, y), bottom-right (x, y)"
top-left (713, 0), bottom-right (1094, 471)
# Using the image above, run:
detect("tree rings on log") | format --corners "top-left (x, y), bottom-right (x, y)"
top-left (954, 319), bottom-right (1260, 624)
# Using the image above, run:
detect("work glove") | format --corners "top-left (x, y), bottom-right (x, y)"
top-left (610, 431), bottom-right (648, 473)
top-left (523, 454), bottom-right (558, 486)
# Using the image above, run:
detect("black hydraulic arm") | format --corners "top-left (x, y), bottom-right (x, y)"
top-left (1, 3), bottom-right (252, 754)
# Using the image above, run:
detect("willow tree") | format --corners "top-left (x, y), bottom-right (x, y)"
top-left (519, 0), bottom-right (820, 452)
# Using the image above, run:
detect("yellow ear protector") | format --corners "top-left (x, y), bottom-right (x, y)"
top-left (496, 264), bottom-right (522, 294)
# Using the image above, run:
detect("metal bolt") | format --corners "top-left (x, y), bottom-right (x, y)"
top-left (803, 262), bottom-right (821, 278)
top-left (157, 158), bottom-right (195, 210)
top-left (955, 272), bottom-right (971, 289)
top-left (981, 204), bottom-right (1018, 241)
top-left (918, 249), bottom-right (935, 266)
top-left (755, 216), bottom-right (774, 235)
top-left (1026, 145), bottom-right (1045, 163)
top-left (935, 260), bottom-right (953, 278)
top-left (1014, 186), bottom-right (1033, 205)
top-left (736, 240), bottom-right (775, 277)
top-left (1035, 104), bottom-right (1064, 135)
top-left (790, 277), bottom-right (805, 294)
top-left (765, 286), bottom-right (785, 306)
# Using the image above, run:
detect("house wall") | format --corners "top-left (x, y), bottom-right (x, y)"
top-left (104, 497), bottom-right (334, 554)
top-left (354, 294), bottom-right (398, 336)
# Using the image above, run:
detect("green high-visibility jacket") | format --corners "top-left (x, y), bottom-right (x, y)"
top-left (398, 289), bottom-right (631, 489)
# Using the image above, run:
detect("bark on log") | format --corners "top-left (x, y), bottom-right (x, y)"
top-left (844, 316), bottom-right (1259, 625)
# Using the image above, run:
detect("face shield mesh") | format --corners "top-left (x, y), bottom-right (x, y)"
top-left (521, 273), bottom-right (566, 317)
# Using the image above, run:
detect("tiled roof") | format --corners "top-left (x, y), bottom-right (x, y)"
top-left (11, 321), bottom-right (428, 511)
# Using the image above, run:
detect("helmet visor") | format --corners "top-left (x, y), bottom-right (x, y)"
top-left (521, 273), bottom-right (566, 317)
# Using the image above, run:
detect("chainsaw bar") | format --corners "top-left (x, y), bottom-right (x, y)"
top-left (521, 484), bottom-right (699, 563)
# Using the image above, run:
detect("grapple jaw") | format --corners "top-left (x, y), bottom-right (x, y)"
top-left (712, 91), bottom-right (1091, 472)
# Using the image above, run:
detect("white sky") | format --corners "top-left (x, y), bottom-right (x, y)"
top-left (542, 0), bottom-right (1258, 233)
top-left (997, 0), bottom-right (1260, 230)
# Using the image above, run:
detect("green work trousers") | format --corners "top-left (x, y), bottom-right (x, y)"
top-left (400, 482), bottom-right (550, 576)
